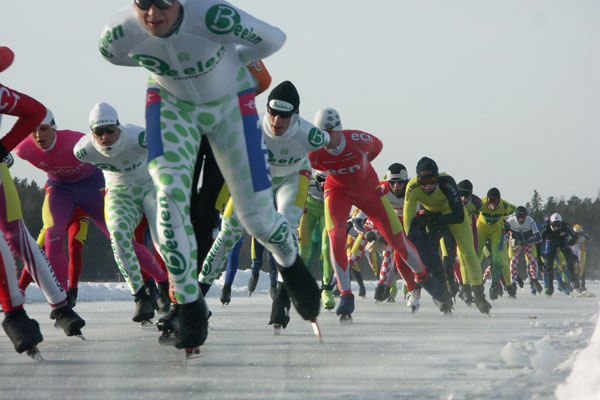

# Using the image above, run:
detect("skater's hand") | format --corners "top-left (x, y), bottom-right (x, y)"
top-left (364, 231), bottom-right (377, 242)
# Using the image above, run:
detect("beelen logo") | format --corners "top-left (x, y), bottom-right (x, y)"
top-left (205, 5), bottom-right (262, 44)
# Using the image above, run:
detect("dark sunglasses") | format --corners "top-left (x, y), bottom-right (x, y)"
top-left (551, 222), bottom-right (562, 227)
top-left (135, 0), bottom-right (175, 11)
top-left (418, 176), bottom-right (438, 186)
top-left (267, 107), bottom-right (294, 119)
top-left (93, 125), bottom-right (118, 137)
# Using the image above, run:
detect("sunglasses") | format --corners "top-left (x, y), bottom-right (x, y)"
top-left (418, 176), bottom-right (438, 186)
top-left (93, 125), bottom-right (118, 137)
top-left (135, 0), bottom-right (175, 11)
top-left (267, 107), bottom-right (294, 119)
top-left (551, 222), bottom-right (561, 227)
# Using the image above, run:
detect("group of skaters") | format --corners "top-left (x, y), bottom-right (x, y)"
top-left (0, 0), bottom-right (593, 359)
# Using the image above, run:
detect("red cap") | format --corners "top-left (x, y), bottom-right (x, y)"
top-left (0, 47), bottom-right (15, 72)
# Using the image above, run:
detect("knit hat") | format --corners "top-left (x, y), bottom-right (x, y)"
top-left (89, 102), bottom-right (119, 130)
top-left (267, 81), bottom-right (300, 113)
top-left (0, 46), bottom-right (14, 72)
top-left (416, 157), bottom-right (439, 180)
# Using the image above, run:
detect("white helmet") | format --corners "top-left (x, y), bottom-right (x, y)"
top-left (39, 108), bottom-right (56, 129)
top-left (313, 108), bottom-right (342, 131)
top-left (550, 213), bottom-right (562, 223)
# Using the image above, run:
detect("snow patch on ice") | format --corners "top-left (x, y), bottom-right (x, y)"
top-left (501, 342), bottom-right (529, 367)
top-left (530, 336), bottom-right (559, 374)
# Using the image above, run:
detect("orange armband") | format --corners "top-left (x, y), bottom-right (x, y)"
top-left (247, 60), bottom-right (272, 95)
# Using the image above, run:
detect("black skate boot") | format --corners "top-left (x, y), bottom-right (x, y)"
top-left (174, 296), bottom-right (209, 349)
top-left (418, 273), bottom-right (453, 314)
top-left (157, 303), bottom-right (179, 333)
top-left (132, 286), bottom-right (155, 323)
top-left (336, 293), bottom-right (355, 323)
top-left (2, 307), bottom-right (43, 353)
top-left (269, 283), bottom-right (291, 332)
top-left (144, 278), bottom-right (159, 311)
top-left (67, 287), bottom-right (78, 308)
top-left (50, 305), bottom-right (86, 336)
top-left (446, 278), bottom-right (459, 298)
top-left (374, 283), bottom-right (386, 302)
top-left (248, 273), bottom-right (260, 296)
top-left (156, 280), bottom-right (171, 314)
top-left (358, 285), bottom-right (366, 298)
top-left (544, 283), bottom-right (554, 296)
top-left (458, 284), bottom-right (474, 306)
top-left (506, 283), bottom-right (517, 299)
top-left (383, 286), bottom-right (391, 300)
top-left (220, 283), bottom-right (232, 305)
top-left (531, 279), bottom-right (543, 294)
top-left (489, 281), bottom-right (502, 300)
top-left (472, 284), bottom-right (492, 315)
top-left (277, 255), bottom-right (320, 322)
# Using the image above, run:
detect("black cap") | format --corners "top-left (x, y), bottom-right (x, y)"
top-left (416, 157), bottom-right (439, 179)
top-left (516, 206), bottom-right (527, 216)
top-left (267, 80), bottom-right (300, 113)
top-left (486, 187), bottom-right (501, 199)
top-left (457, 179), bottom-right (473, 196)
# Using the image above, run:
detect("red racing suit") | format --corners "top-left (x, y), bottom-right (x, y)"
top-left (309, 130), bottom-right (427, 295)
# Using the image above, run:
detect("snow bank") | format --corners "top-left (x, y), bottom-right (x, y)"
top-left (556, 299), bottom-right (600, 400)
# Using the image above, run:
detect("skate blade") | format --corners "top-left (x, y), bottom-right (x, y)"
top-left (311, 321), bottom-right (324, 344)
top-left (26, 346), bottom-right (44, 362)
top-left (273, 324), bottom-right (282, 335)
top-left (140, 320), bottom-right (155, 330)
top-left (158, 332), bottom-right (176, 345)
top-left (76, 333), bottom-right (86, 341)
top-left (339, 315), bottom-right (353, 325)
top-left (184, 347), bottom-right (201, 364)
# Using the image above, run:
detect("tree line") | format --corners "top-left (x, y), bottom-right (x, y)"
top-left (12, 178), bottom-right (599, 281)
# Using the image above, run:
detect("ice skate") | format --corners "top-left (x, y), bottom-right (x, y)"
top-left (132, 285), bottom-right (155, 323)
top-left (67, 287), bottom-right (78, 308)
top-left (531, 279), bottom-right (543, 294)
top-left (458, 284), bottom-right (474, 306)
top-left (2, 307), bottom-right (43, 354)
top-left (220, 283), bottom-right (232, 305)
top-left (278, 256), bottom-right (320, 322)
top-left (268, 284), bottom-right (290, 331)
top-left (374, 283), bottom-right (385, 302)
top-left (418, 273), bottom-right (453, 314)
top-left (50, 305), bottom-right (86, 337)
top-left (358, 285), bottom-right (366, 298)
top-left (446, 278), bottom-right (459, 298)
top-left (406, 288), bottom-right (420, 313)
top-left (336, 293), bottom-right (355, 324)
top-left (321, 289), bottom-right (335, 310)
top-left (174, 297), bottom-right (209, 349)
top-left (489, 281), bottom-right (503, 300)
top-left (156, 280), bottom-right (171, 314)
top-left (544, 284), bottom-right (554, 297)
top-left (506, 283), bottom-right (517, 299)
top-left (248, 272), bottom-right (259, 296)
top-left (157, 303), bottom-right (179, 345)
top-left (472, 284), bottom-right (492, 315)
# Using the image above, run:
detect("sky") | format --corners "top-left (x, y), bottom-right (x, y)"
top-left (1, 0), bottom-right (599, 207)
top-left (2, 273), bottom-right (598, 399)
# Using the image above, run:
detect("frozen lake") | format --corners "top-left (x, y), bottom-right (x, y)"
top-left (0, 275), bottom-right (598, 400)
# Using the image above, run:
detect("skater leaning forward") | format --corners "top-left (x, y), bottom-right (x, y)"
top-left (100, 0), bottom-right (320, 349)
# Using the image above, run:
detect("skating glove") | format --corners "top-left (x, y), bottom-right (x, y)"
top-left (0, 142), bottom-right (8, 160)
top-left (1, 153), bottom-right (13, 168)
top-left (364, 231), bottom-right (377, 242)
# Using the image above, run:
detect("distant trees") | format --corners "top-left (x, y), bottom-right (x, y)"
top-left (526, 191), bottom-right (599, 279)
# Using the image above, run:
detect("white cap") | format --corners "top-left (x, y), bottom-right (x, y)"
top-left (313, 107), bottom-right (342, 131)
top-left (39, 108), bottom-right (57, 129)
top-left (89, 102), bottom-right (119, 130)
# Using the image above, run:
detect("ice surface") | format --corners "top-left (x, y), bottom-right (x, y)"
top-left (1, 273), bottom-right (598, 400)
